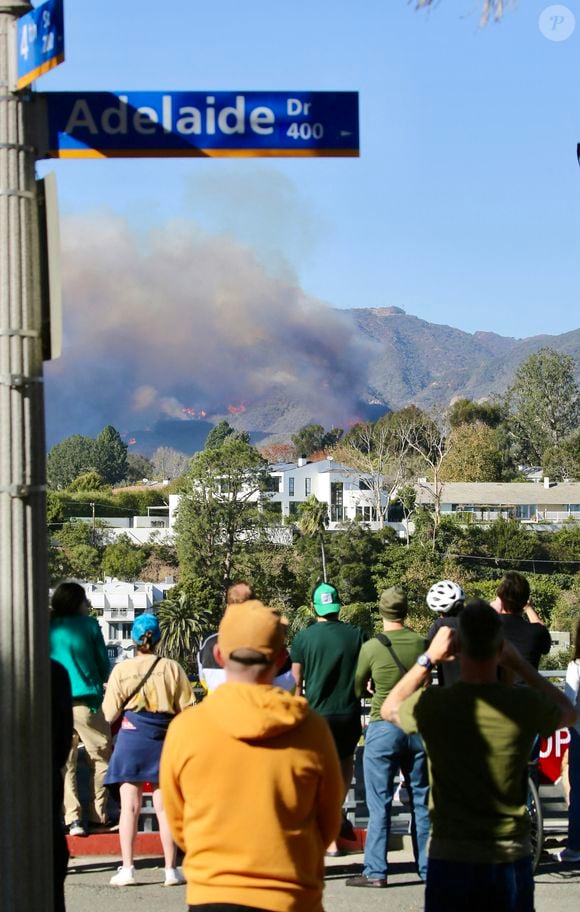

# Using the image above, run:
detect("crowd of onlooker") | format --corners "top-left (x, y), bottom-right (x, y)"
top-left (49, 570), bottom-right (580, 912)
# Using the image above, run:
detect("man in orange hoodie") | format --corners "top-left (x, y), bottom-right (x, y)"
top-left (160, 600), bottom-right (343, 912)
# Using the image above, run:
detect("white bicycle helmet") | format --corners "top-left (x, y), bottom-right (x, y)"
top-left (426, 580), bottom-right (465, 614)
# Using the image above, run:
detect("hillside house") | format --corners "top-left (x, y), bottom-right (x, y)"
top-left (415, 478), bottom-right (580, 529)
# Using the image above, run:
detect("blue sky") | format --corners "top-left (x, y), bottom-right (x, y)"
top-left (36, 0), bottom-right (579, 340)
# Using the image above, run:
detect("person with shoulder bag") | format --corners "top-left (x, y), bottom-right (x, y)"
top-left (103, 613), bottom-right (195, 887)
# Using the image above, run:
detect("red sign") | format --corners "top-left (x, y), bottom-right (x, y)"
top-left (538, 728), bottom-right (570, 784)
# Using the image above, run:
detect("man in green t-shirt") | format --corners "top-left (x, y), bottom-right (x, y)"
top-left (346, 586), bottom-right (428, 887)
top-left (381, 599), bottom-right (577, 912)
top-left (291, 582), bottom-right (366, 855)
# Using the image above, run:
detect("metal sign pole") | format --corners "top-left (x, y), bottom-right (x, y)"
top-left (0, 2), bottom-right (52, 909)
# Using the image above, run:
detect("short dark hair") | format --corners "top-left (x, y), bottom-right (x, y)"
top-left (229, 647), bottom-right (271, 667)
top-left (496, 571), bottom-right (530, 615)
top-left (458, 599), bottom-right (504, 660)
top-left (51, 582), bottom-right (87, 617)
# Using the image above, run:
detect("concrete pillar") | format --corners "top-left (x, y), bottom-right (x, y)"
top-left (0, 2), bottom-right (53, 909)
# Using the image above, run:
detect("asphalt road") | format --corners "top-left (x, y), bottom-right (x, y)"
top-left (66, 838), bottom-right (580, 912)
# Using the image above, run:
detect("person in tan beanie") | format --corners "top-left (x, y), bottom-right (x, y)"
top-left (161, 599), bottom-right (343, 912)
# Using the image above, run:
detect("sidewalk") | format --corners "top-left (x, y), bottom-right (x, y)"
top-left (66, 839), bottom-right (580, 912)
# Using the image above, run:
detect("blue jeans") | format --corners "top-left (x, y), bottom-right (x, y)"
top-left (567, 728), bottom-right (580, 849)
top-left (362, 720), bottom-right (430, 880)
top-left (425, 856), bottom-right (534, 912)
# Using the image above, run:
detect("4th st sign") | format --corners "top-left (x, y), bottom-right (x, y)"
top-left (37, 90), bottom-right (359, 158)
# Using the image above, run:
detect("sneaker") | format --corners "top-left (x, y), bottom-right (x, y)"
top-left (67, 821), bottom-right (86, 837)
top-left (164, 867), bottom-right (186, 887)
top-left (340, 815), bottom-right (356, 841)
top-left (345, 874), bottom-right (388, 888)
top-left (110, 866), bottom-right (136, 886)
top-left (556, 848), bottom-right (580, 864)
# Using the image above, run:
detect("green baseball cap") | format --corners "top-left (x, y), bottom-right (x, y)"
top-left (313, 582), bottom-right (341, 616)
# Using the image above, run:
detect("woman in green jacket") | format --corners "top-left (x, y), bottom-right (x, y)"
top-left (49, 582), bottom-right (112, 836)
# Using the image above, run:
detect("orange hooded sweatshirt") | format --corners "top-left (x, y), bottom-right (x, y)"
top-left (160, 681), bottom-right (343, 912)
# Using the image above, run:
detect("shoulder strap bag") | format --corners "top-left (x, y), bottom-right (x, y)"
top-left (375, 634), bottom-right (408, 677)
top-left (121, 655), bottom-right (162, 711)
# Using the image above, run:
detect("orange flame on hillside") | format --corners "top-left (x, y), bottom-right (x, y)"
top-left (228, 403), bottom-right (247, 415)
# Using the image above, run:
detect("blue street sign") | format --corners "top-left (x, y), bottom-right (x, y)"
top-left (40, 91), bottom-right (359, 158)
top-left (16, 0), bottom-right (65, 91)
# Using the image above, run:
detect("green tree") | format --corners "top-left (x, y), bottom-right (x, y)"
top-left (124, 452), bottom-right (154, 484)
top-left (448, 398), bottom-right (505, 429)
top-left (67, 470), bottom-right (108, 492)
top-left (542, 429), bottom-right (580, 482)
top-left (441, 422), bottom-right (504, 482)
top-left (49, 520), bottom-right (103, 583)
top-left (204, 420), bottom-right (247, 450)
top-left (157, 579), bottom-right (216, 676)
top-left (291, 424), bottom-right (327, 457)
top-left (175, 435), bottom-right (270, 602)
top-left (94, 425), bottom-right (129, 485)
top-left (506, 348), bottom-right (580, 465)
top-left (297, 495), bottom-right (329, 582)
top-left (47, 434), bottom-right (97, 489)
top-left (101, 535), bottom-right (147, 580)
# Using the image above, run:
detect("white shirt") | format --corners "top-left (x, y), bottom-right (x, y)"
top-left (564, 659), bottom-right (580, 734)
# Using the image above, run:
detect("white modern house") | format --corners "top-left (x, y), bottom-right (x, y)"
top-left (71, 504), bottom-right (172, 545)
top-left (415, 478), bottom-right (580, 529)
top-left (169, 456), bottom-right (405, 535)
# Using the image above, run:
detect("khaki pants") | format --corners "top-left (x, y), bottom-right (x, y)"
top-left (63, 704), bottom-right (112, 826)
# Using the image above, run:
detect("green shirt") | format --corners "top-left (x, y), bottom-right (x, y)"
top-left (291, 619), bottom-right (366, 716)
top-left (399, 682), bottom-right (562, 862)
top-left (354, 630), bottom-right (426, 722)
top-left (49, 615), bottom-right (110, 710)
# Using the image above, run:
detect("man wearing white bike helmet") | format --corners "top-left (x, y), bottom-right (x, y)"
top-left (426, 581), bottom-right (465, 687)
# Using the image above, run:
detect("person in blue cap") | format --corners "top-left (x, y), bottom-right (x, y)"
top-left (103, 613), bottom-right (194, 887)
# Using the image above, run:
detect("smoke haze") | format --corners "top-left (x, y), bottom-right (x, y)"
top-left (45, 210), bottom-right (375, 449)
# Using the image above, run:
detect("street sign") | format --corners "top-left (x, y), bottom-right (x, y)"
top-left (16, 0), bottom-right (65, 90)
top-left (39, 91), bottom-right (359, 158)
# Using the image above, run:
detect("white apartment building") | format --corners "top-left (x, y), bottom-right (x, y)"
top-left (80, 578), bottom-right (176, 664)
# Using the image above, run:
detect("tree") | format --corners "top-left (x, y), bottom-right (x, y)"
top-left (440, 422), bottom-right (504, 482)
top-left (48, 520), bottom-right (104, 583)
top-left (259, 442), bottom-right (296, 464)
top-left (204, 420), bottom-right (237, 450)
top-left (151, 446), bottom-right (190, 480)
top-left (506, 348), bottom-right (580, 465)
top-left (67, 471), bottom-right (107, 492)
top-left (101, 535), bottom-right (147, 581)
top-left (124, 452), bottom-right (154, 484)
top-left (157, 580), bottom-right (215, 675)
top-left (297, 495), bottom-right (329, 582)
top-left (334, 416), bottom-right (411, 527)
top-left (47, 434), bottom-right (97, 489)
top-left (542, 429), bottom-right (580, 482)
top-left (94, 425), bottom-right (128, 485)
top-left (448, 398), bottom-right (504, 430)
top-left (291, 424), bottom-right (327, 457)
top-left (175, 436), bottom-right (270, 601)
top-left (396, 408), bottom-right (451, 547)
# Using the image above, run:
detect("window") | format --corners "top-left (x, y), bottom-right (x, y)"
top-left (288, 477), bottom-right (295, 497)
top-left (515, 504), bottom-right (536, 520)
top-left (330, 482), bottom-right (344, 522)
top-left (568, 504), bottom-right (580, 513)
top-left (289, 501), bottom-right (300, 516)
top-left (356, 505), bottom-right (376, 522)
top-left (305, 477), bottom-right (311, 496)
top-left (265, 475), bottom-right (281, 493)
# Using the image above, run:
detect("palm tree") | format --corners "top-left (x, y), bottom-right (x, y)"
top-left (157, 587), bottom-right (213, 675)
top-left (298, 496), bottom-right (329, 582)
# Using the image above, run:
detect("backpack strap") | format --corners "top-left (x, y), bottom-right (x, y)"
top-left (375, 634), bottom-right (408, 677)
